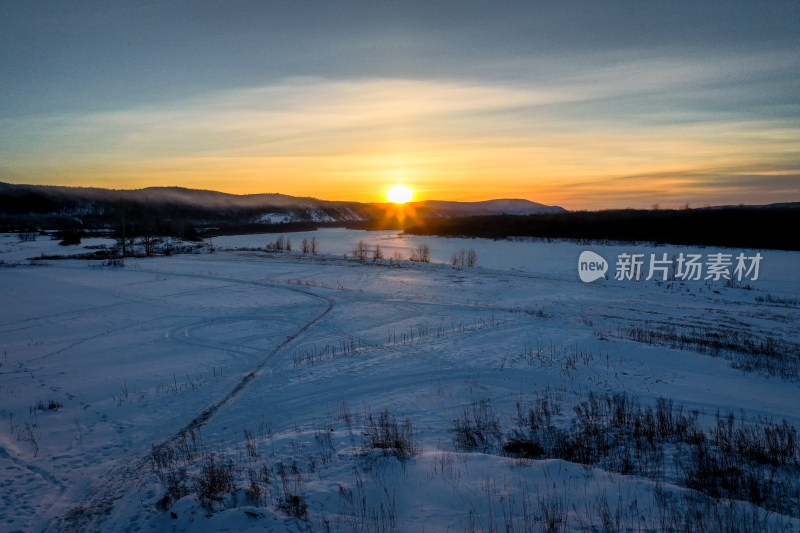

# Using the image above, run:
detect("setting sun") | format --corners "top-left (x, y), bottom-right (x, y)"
top-left (387, 185), bottom-right (413, 203)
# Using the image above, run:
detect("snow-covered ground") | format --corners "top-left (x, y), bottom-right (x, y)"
top-left (211, 228), bottom-right (800, 293)
top-left (1, 232), bottom-right (799, 532)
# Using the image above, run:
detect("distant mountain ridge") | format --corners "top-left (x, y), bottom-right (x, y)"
top-left (0, 182), bottom-right (566, 234)
top-left (0, 182), bottom-right (564, 214)
top-left (413, 199), bottom-right (565, 216)
top-left (0, 183), bottom-right (346, 210)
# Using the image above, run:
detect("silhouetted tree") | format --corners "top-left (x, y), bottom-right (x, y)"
top-left (451, 247), bottom-right (478, 267)
top-left (139, 223), bottom-right (157, 256)
top-left (267, 235), bottom-right (292, 251)
top-left (465, 247), bottom-right (477, 267)
top-left (410, 243), bottom-right (430, 262)
top-left (116, 202), bottom-right (128, 257)
top-left (352, 240), bottom-right (370, 260)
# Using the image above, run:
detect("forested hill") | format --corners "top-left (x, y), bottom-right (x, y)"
top-left (0, 182), bottom-right (564, 236)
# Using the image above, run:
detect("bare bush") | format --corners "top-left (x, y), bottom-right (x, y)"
top-left (337, 482), bottom-right (397, 532)
top-left (756, 293), bottom-right (800, 306)
top-left (245, 465), bottom-right (270, 506)
top-left (156, 468), bottom-right (190, 511)
top-left (362, 409), bottom-right (418, 461)
top-left (301, 236), bottom-right (320, 254)
top-left (451, 247), bottom-right (478, 267)
top-left (275, 459), bottom-right (308, 519)
top-left (410, 243), bottom-right (430, 262)
top-left (453, 396), bottom-right (502, 452)
top-left (352, 240), bottom-right (370, 260)
top-left (280, 493), bottom-right (308, 519)
top-left (614, 325), bottom-right (797, 378)
top-left (465, 247), bottom-right (477, 267)
top-left (267, 235), bottom-right (292, 251)
top-left (30, 398), bottom-right (63, 413)
top-left (504, 390), bottom-right (800, 516)
top-left (20, 420), bottom-right (40, 457)
top-left (194, 452), bottom-right (237, 510)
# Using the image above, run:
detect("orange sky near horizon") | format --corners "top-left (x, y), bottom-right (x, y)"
top-left (2, 72), bottom-right (799, 210)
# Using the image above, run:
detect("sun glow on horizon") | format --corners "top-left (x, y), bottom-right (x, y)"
top-left (387, 184), bottom-right (413, 203)
top-left (2, 72), bottom-right (797, 210)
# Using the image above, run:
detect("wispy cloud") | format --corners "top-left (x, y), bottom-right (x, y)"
top-left (2, 49), bottom-right (798, 206)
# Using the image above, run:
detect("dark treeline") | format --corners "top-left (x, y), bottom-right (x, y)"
top-left (404, 206), bottom-right (800, 251)
top-left (0, 197), bottom-right (205, 241)
top-left (0, 182), bottom-right (362, 239)
top-left (0, 191), bottom-right (340, 240)
top-left (4, 182), bottom-right (799, 250)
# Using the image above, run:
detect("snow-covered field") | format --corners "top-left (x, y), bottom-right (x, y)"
top-left (1, 231), bottom-right (799, 532)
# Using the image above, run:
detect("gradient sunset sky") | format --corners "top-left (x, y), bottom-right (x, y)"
top-left (1, 1), bottom-right (799, 209)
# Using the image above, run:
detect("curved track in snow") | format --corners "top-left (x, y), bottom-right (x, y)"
top-left (51, 271), bottom-right (334, 533)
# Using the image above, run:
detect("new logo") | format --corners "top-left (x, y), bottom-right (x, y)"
top-left (578, 251), bottom-right (608, 282)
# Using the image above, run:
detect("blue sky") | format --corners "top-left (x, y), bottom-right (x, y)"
top-left (1, 1), bottom-right (799, 208)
